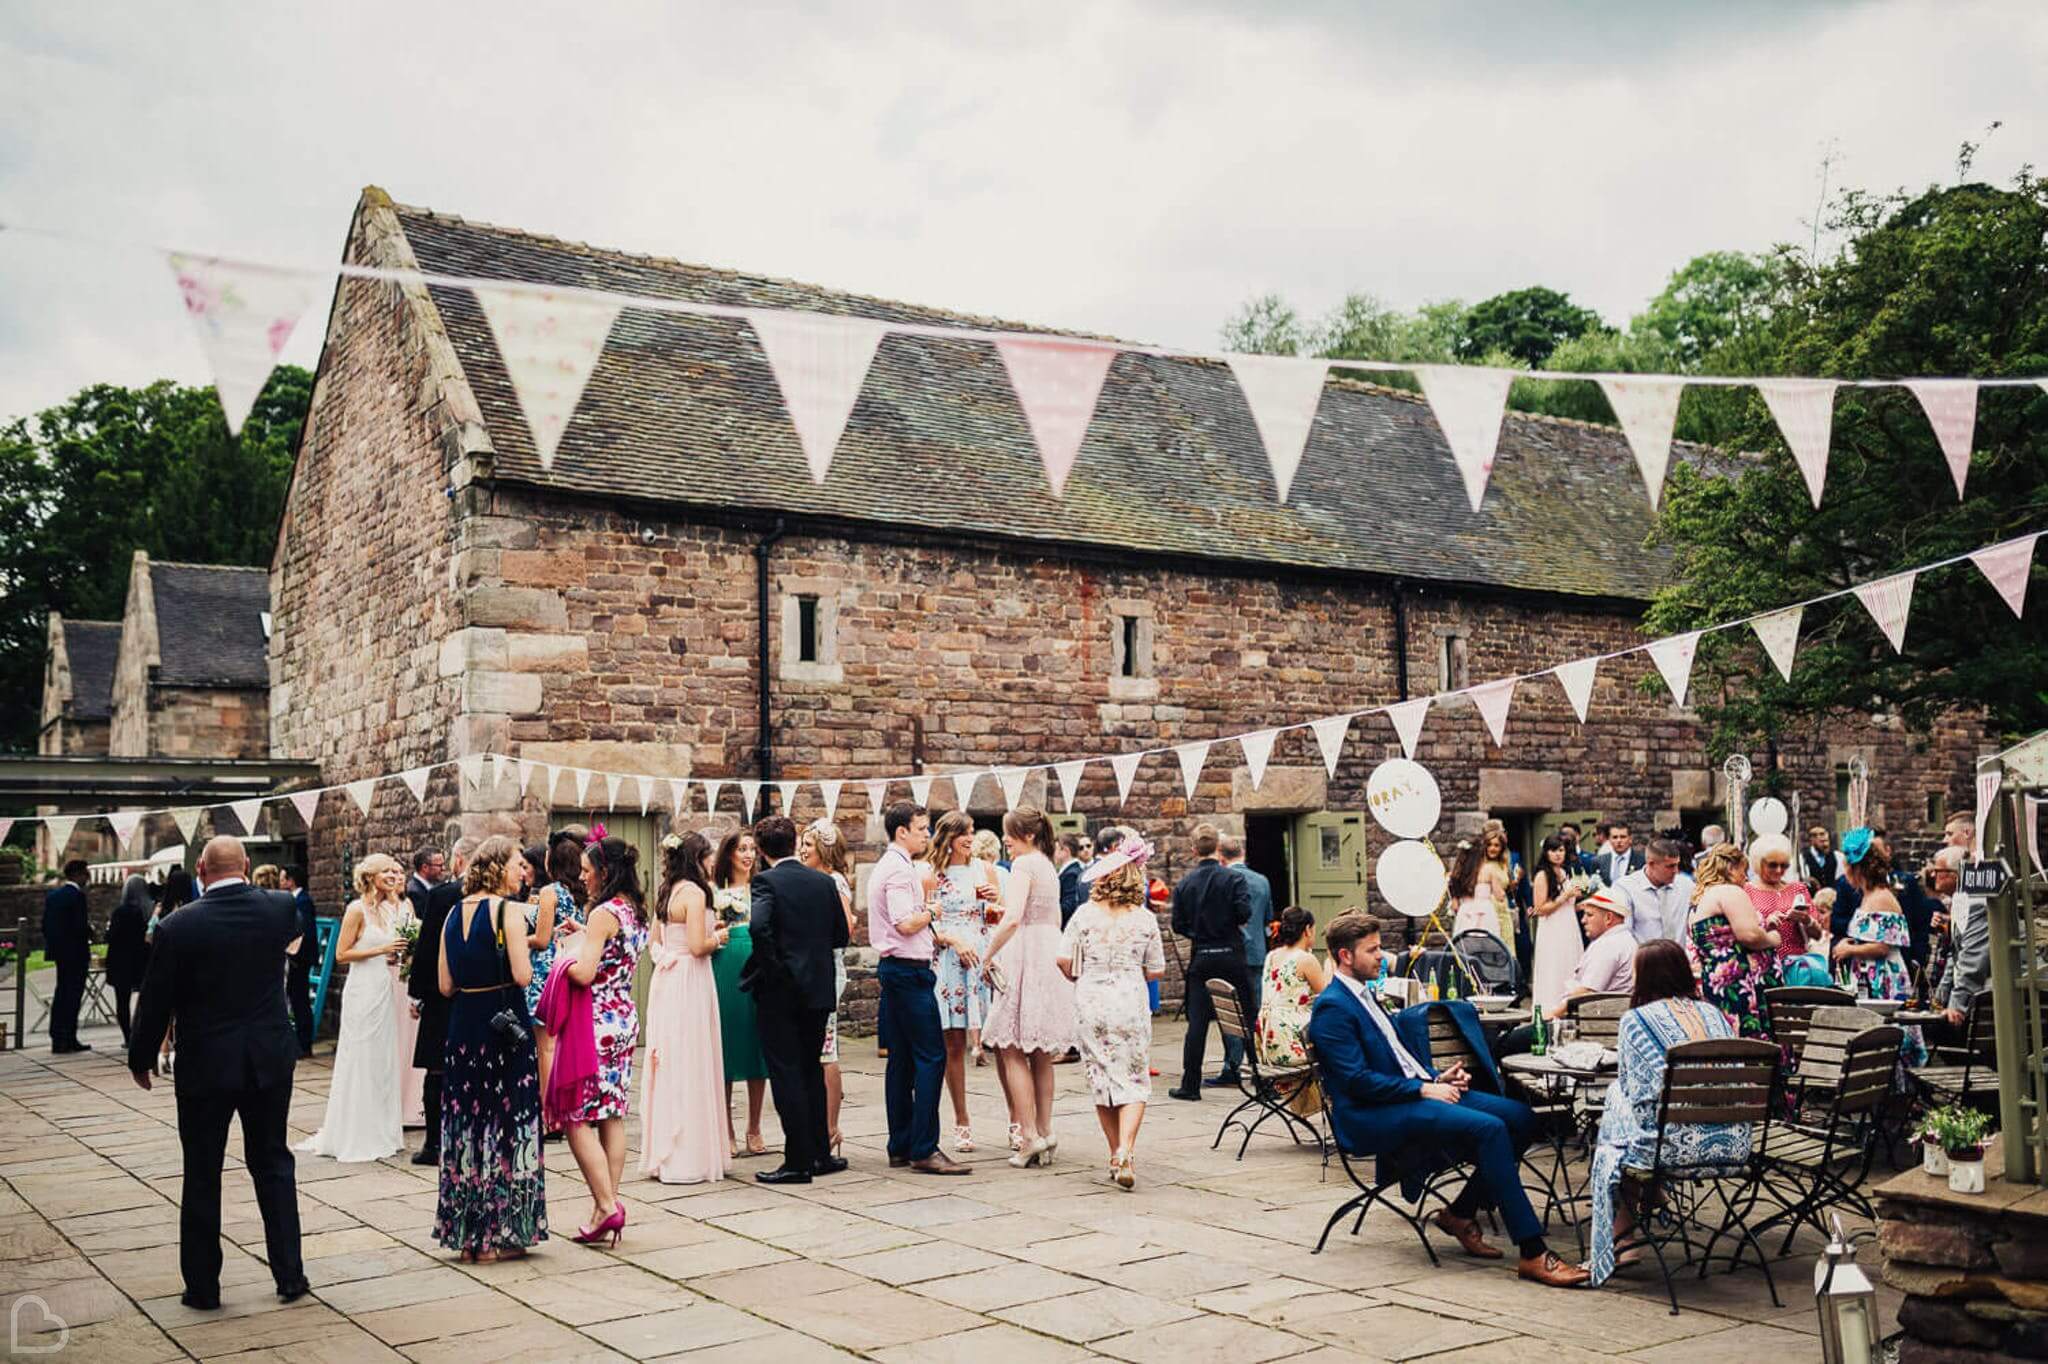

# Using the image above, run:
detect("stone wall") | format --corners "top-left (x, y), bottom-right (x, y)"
top-left (146, 685), bottom-right (269, 760)
top-left (1878, 1149), bottom-right (2048, 1361)
top-left (108, 553), bottom-right (156, 759)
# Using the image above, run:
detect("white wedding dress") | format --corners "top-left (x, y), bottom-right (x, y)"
top-left (296, 907), bottom-right (404, 1162)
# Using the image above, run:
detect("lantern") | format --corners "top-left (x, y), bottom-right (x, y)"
top-left (1814, 1216), bottom-right (1877, 1364)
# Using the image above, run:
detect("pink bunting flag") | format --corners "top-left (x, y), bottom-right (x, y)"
top-left (738, 780), bottom-right (761, 821)
top-left (997, 338), bottom-right (1117, 497)
top-left (289, 789), bottom-right (321, 828)
top-left (1110, 752), bottom-right (1143, 809)
top-left (105, 809), bottom-right (144, 851)
top-left (1755, 378), bottom-right (1839, 508)
top-left (1647, 631), bottom-right (1702, 707)
top-left (1310, 715), bottom-right (1350, 779)
top-left (998, 767), bottom-right (1031, 811)
top-left (1974, 767), bottom-right (1999, 860)
top-left (43, 814), bottom-right (78, 856)
top-left (1596, 376), bottom-right (1686, 509)
top-left (1226, 355), bottom-right (1328, 503)
top-left (1175, 742), bottom-right (1210, 799)
top-left (1413, 365), bottom-right (1516, 513)
top-left (1553, 657), bottom-right (1598, 723)
top-left (1904, 379), bottom-right (1978, 500)
top-left (702, 779), bottom-right (725, 814)
top-left (474, 287), bottom-right (622, 471)
top-left (1970, 534), bottom-right (2039, 618)
top-left (748, 310), bottom-right (888, 484)
top-left (1053, 760), bottom-right (1087, 813)
top-left (1751, 606), bottom-right (1804, 683)
top-left (862, 779), bottom-right (888, 814)
top-left (1238, 730), bottom-right (1279, 791)
top-left (1853, 571), bottom-right (1916, 653)
top-left (909, 775), bottom-right (935, 806)
top-left (0, 819), bottom-right (11, 847)
top-left (229, 799), bottom-right (264, 835)
top-left (1386, 697), bottom-right (1431, 760)
top-left (166, 254), bottom-right (318, 436)
top-left (818, 780), bottom-right (844, 820)
top-left (346, 780), bottom-right (376, 816)
top-left (950, 770), bottom-right (982, 811)
top-left (1467, 678), bottom-right (1516, 747)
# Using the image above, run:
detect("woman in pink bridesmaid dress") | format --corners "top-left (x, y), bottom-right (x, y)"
top-left (641, 832), bottom-right (731, 1186)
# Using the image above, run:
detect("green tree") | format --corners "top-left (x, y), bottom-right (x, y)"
top-left (1645, 176), bottom-right (2048, 757)
top-left (1634, 249), bottom-right (1787, 372)
top-left (0, 369), bottom-right (310, 753)
top-left (1457, 286), bottom-right (1605, 367)
top-left (1218, 293), bottom-right (1305, 355)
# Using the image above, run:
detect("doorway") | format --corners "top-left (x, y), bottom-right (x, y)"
top-left (1245, 814), bottom-right (1292, 913)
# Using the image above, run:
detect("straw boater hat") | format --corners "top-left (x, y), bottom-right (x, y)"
top-left (1579, 886), bottom-right (1626, 920)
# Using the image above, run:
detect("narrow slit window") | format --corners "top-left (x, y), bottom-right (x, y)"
top-left (1438, 633), bottom-right (1468, 691)
top-left (796, 595), bottom-right (820, 663)
top-left (1121, 616), bottom-right (1139, 678)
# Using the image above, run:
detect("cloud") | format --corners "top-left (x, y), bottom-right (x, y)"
top-left (1, 0), bottom-right (2042, 423)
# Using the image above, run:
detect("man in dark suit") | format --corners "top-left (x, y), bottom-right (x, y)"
top-left (128, 836), bottom-right (306, 1310)
top-left (1167, 824), bottom-right (1251, 1101)
top-left (1598, 821), bottom-right (1645, 886)
top-left (1307, 912), bottom-right (1587, 1288)
top-left (42, 858), bottom-right (94, 1053)
top-left (280, 867), bottom-right (318, 1057)
top-left (743, 815), bottom-right (851, 1184)
top-left (406, 839), bottom-right (472, 1166)
top-left (1055, 832), bottom-right (1087, 927)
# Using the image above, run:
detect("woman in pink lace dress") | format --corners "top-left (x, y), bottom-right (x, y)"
top-left (980, 807), bottom-right (1078, 1168)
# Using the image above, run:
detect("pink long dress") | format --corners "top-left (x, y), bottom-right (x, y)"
top-left (979, 851), bottom-right (1077, 1055)
top-left (640, 915), bottom-right (729, 1184)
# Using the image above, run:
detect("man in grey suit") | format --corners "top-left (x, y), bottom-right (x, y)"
top-left (1212, 834), bottom-right (1274, 1087)
top-left (1928, 846), bottom-right (1987, 1048)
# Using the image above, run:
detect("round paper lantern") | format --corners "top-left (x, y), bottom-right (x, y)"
top-left (1375, 839), bottom-right (1448, 918)
top-left (1367, 758), bottom-right (1442, 838)
top-left (1749, 797), bottom-right (1789, 838)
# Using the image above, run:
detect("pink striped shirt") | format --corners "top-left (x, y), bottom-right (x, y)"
top-left (867, 845), bottom-right (932, 961)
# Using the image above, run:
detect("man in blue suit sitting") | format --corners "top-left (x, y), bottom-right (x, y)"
top-left (1307, 912), bottom-right (1589, 1288)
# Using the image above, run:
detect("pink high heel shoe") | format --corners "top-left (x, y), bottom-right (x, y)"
top-left (573, 1202), bottom-right (626, 1247)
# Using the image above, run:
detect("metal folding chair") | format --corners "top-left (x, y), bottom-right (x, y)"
top-left (1763, 986), bottom-right (1855, 1071)
top-left (1206, 979), bottom-right (1324, 1160)
top-left (1307, 1040), bottom-right (1470, 1263)
top-left (1755, 1024), bottom-right (1904, 1254)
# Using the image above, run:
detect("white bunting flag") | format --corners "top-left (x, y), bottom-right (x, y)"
top-left (172, 806), bottom-right (205, 843)
top-left (1756, 378), bottom-right (1839, 508)
top-left (570, 768), bottom-right (593, 807)
top-left (702, 779), bottom-right (725, 814)
top-left (600, 771), bottom-right (620, 810)
top-left (1974, 767), bottom-right (1999, 860)
top-left (748, 310), bottom-right (888, 483)
top-left (1596, 376), bottom-right (1686, 509)
top-left (998, 766), bottom-right (1031, 811)
top-left (43, 814), bottom-right (78, 855)
top-left (818, 780), bottom-right (845, 820)
top-left (400, 767), bottom-right (431, 805)
top-left (1853, 571), bottom-right (1916, 653)
top-left (1386, 697), bottom-right (1431, 760)
top-left (1904, 379), bottom-right (1978, 499)
top-left (738, 780), bottom-right (761, 821)
top-left (516, 758), bottom-right (536, 793)
top-left (1110, 752), bottom-right (1144, 809)
top-left (474, 287), bottom-right (621, 471)
top-left (2028, 794), bottom-right (2043, 877)
top-left (775, 781), bottom-right (798, 816)
top-left (950, 770), bottom-right (982, 811)
top-left (166, 254), bottom-right (319, 435)
top-left (1226, 355), bottom-right (1328, 503)
top-left (909, 775), bottom-right (934, 806)
top-left (1647, 631), bottom-right (1702, 707)
top-left (229, 799), bottom-right (264, 835)
top-left (1413, 365), bottom-right (1516, 512)
top-left (997, 338), bottom-right (1117, 497)
top-left (289, 789), bottom-right (321, 828)
top-left (535, 764), bottom-right (557, 801)
top-left (1053, 760), bottom-right (1087, 813)
top-left (670, 779), bottom-right (690, 815)
top-left (1175, 742), bottom-right (1210, 799)
top-left (862, 780), bottom-right (888, 814)
top-left (491, 754), bottom-right (510, 789)
top-left (1553, 657), bottom-right (1598, 722)
top-left (459, 754), bottom-right (484, 789)
top-left (1310, 714), bottom-right (1350, 779)
top-left (637, 778), bottom-right (652, 817)
top-left (1238, 730), bottom-right (1279, 791)
top-left (1467, 678), bottom-right (1516, 747)
top-left (1751, 605), bottom-right (1804, 682)
top-left (1971, 534), bottom-right (2039, 618)
top-left (105, 809), bottom-right (144, 850)
top-left (346, 780), bottom-right (376, 816)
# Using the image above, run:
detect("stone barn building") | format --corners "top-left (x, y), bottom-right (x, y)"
top-left (269, 188), bottom-right (1986, 1018)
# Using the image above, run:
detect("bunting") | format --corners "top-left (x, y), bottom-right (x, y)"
top-left (397, 766), bottom-right (430, 805)
top-left (1756, 378), bottom-right (1839, 508)
top-left (748, 310), bottom-right (888, 483)
top-left (1853, 572), bottom-right (1916, 653)
top-left (909, 775), bottom-right (934, 806)
top-left (346, 780), bottom-right (376, 816)
top-left (1175, 742), bottom-right (1210, 799)
top-left (950, 770), bottom-right (982, 810)
top-left (997, 338), bottom-right (1118, 497)
top-left (1053, 760), bottom-right (1087, 813)
top-left (1386, 697), bottom-right (1431, 760)
top-left (818, 779), bottom-right (845, 820)
top-left (1226, 355), bottom-right (1327, 503)
top-left (1413, 365), bottom-right (1515, 512)
top-left (1238, 730), bottom-right (1278, 791)
top-left (105, 809), bottom-right (144, 850)
top-left (229, 799), bottom-right (264, 835)
top-left (1904, 379), bottom-right (1979, 499)
top-left (458, 754), bottom-right (484, 789)
top-left (702, 779), bottom-right (725, 815)
top-left (1970, 534), bottom-right (2038, 618)
top-left (1596, 376), bottom-right (1686, 509)
top-left (43, 814), bottom-right (77, 855)
top-left (173, 807), bottom-right (206, 843)
top-left (1974, 768), bottom-right (1999, 861)
top-left (474, 287), bottom-right (622, 471)
top-left (1648, 631), bottom-right (1702, 707)
top-left (1110, 751), bottom-right (1143, 809)
top-left (998, 766), bottom-right (1030, 811)
top-left (0, 819), bottom-right (10, 847)
top-left (166, 254), bottom-right (318, 435)
top-left (1553, 657), bottom-right (1598, 723)
top-left (862, 780), bottom-right (888, 815)
top-left (289, 789), bottom-right (321, 828)
top-left (1751, 606), bottom-right (1804, 683)
top-left (1468, 678), bottom-right (1516, 747)
top-left (774, 780), bottom-right (798, 817)
top-left (491, 754), bottom-right (511, 789)
top-left (600, 771), bottom-right (619, 810)
top-left (1310, 714), bottom-right (1350, 779)
top-left (670, 779), bottom-right (690, 815)
top-left (738, 779), bottom-right (761, 821)
top-left (571, 768), bottom-right (592, 806)
top-left (636, 777), bottom-right (652, 817)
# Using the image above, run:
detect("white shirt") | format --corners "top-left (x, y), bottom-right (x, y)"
top-left (1949, 889), bottom-right (1975, 945)
top-left (1570, 927), bottom-right (1638, 996)
top-left (199, 875), bottom-right (248, 895)
top-left (1615, 868), bottom-right (1696, 944)
top-left (1336, 971), bottom-right (1432, 1081)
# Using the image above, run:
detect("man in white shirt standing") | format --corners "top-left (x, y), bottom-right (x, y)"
top-left (1613, 839), bottom-right (1695, 945)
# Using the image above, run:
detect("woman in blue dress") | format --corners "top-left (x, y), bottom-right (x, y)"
top-left (921, 811), bottom-right (997, 1153)
top-left (526, 828), bottom-right (586, 1122)
top-left (1585, 939), bottom-right (1752, 1285)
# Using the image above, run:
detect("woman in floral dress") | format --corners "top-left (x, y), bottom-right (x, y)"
top-left (560, 835), bottom-right (648, 1245)
top-left (1831, 831), bottom-right (1928, 1066)
top-left (1255, 907), bottom-right (1327, 1116)
top-left (922, 811), bottom-right (997, 1152)
top-left (1684, 842), bottom-right (1780, 1042)
top-left (1057, 835), bottom-right (1165, 1190)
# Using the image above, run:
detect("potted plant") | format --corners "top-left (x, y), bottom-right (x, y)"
top-left (1917, 1119), bottom-right (1949, 1176)
top-left (0, 846), bottom-right (25, 887)
top-left (1924, 1106), bottom-right (1991, 1193)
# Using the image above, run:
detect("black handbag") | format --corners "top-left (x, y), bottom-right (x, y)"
top-left (484, 898), bottom-right (530, 1047)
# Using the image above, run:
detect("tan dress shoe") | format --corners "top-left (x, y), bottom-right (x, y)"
top-left (1434, 1210), bottom-right (1503, 1259)
top-left (1517, 1252), bottom-right (1593, 1288)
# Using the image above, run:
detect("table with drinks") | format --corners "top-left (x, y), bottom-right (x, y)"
top-left (1499, 1020), bottom-right (1617, 1247)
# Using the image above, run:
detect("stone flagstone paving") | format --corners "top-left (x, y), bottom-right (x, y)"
top-left (0, 1016), bottom-right (1897, 1361)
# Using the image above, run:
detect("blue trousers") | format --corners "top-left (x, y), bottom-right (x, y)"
top-left (877, 957), bottom-right (946, 1162)
top-left (1381, 1088), bottom-right (1541, 1245)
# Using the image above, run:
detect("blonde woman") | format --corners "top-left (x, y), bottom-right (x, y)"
top-left (982, 807), bottom-right (1078, 1167)
top-left (797, 819), bottom-right (858, 1158)
top-left (1685, 842), bottom-right (1779, 1041)
top-left (921, 812), bottom-right (998, 1150)
top-left (296, 853), bottom-right (408, 1162)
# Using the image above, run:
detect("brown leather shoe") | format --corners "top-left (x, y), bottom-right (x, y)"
top-left (909, 1151), bottom-right (972, 1176)
top-left (1517, 1252), bottom-right (1592, 1288)
top-left (1434, 1210), bottom-right (1502, 1259)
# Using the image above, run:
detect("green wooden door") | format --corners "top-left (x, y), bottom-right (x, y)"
top-left (555, 808), bottom-right (661, 1037)
top-left (1293, 811), bottom-right (1366, 921)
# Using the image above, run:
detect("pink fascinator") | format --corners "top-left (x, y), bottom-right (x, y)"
top-left (1081, 833), bottom-right (1155, 883)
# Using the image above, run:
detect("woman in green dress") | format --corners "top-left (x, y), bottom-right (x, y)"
top-left (712, 828), bottom-right (769, 1157)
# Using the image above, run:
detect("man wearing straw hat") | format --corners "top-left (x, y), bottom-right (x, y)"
top-left (1492, 886), bottom-right (1636, 1061)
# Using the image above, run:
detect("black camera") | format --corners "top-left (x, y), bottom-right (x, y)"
top-left (489, 1007), bottom-right (529, 1046)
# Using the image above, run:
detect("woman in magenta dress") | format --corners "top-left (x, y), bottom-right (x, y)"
top-left (641, 831), bottom-right (730, 1185)
top-left (980, 806), bottom-right (1078, 1169)
top-left (559, 834), bottom-right (648, 1244)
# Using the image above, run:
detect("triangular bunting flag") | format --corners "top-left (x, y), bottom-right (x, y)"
top-left (1647, 631), bottom-right (1702, 706)
top-left (775, 781), bottom-right (798, 816)
top-left (748, 310), bottom-right (888, 483)
top-left (0, 818), bottom-right (10, 847)
top-left (227, 799), bottom-right (262, 835)
top-left (1756, 378), bottom-right (1839, 508)
top-left (1468, 678), bottom-right (1516, 747)
top-left (571, 768), bottom-right (592, 807)
top-left (998, 767), bottom-right (1031, 811)
top-left (862, 780), bottom-right (888, 814)
top-left (1053, 760), bottom-right (1086, 814)
top-left (738, 780), bottom-right (761, 821)
top-left (1110, 752), bottom-right (1144, 809)
top-left (1386, 697), bottom-right (1431, 760)
top-left (534, 764), bottom-right (556, 801)
top-left (173, 806), bottom-right (206, 842)
top-left (289, 789), bottom-right (321, 828)
top-left (517, 758), bottom-right (537, 794)
top-left (1903, 379), bottom-right (1978, 499)
top-left (909, 775), bottom-right (934, 806)
top-left (670, 779), bottom-right (690, 815)
top-left (474, 286), bottom-right (621, 471)
top-left (399, 767), bottom-right (431, 805)
top-left (491, 754), bottom-right (510, 789)
top-left (1238, 730), bottom-right (1278, 791)
top-left (637, 778), bottom-right (652, 817)
top-left (1553, 657), bottom-right (1598, 723)
top-left (1225, 354), bottom-right (1328, 502)
top-left (1853, 571), bottom-right (1916, 653)
top-left (105, 809), bottom-right (144, 851)
top-left (997, 338), bottom-right (1117, 497)
top-left (346, 780), bottom-right (377, 816)
top-left (818, 780), bottom-right (844, 820)
top-left (601, 771), bottom-right (619, 810)
top-left (702, 779), bottom-right (725, 814)
top-left (1175, 742), bottom-right (1210, 799)
top-left (1309, 715), bottom-right (1350, 779)
top-left (1974, 768), bottom-right (1999, 861)
top-left (43, 814), bottom-right (78, 855)
top-left (1751, 606), bottom-right (1804, 682)
top-left (1596, 376), bottom-right (1686, 509)
top-left (2027, 794), bottom-right (2043, 877)
top-left (1413, 365), bottom-right (1516, 512)
top-left (459, 754), bottom-right (484, 789)
top-left (166, 254), bottom-right (318, 435)
top-left (1971, 534), bottom-right (2039, 618)
top-left (950, 770), bottom-right (982, 811)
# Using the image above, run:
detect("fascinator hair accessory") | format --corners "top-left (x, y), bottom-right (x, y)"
top-left (1081, 833), bottom-right (1156, 884)
top-left (585, 822), bottom-right (609, 845)
top-left (1840, 826), bottom-right (1874, 865)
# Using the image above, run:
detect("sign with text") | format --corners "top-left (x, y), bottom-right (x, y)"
top-left (1962, 861), bottom-right (2008, 897)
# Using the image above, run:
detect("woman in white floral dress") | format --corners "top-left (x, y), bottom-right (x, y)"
top-left (1057, 834), bottom-right (1165, 1190)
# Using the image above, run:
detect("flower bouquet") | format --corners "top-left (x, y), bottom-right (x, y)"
top-left (1565, 871), bottom-right (1600, 899)
top-left (393, 906), bottom-right (422, 980)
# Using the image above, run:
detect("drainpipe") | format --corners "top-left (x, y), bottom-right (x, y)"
top-left (1391, 580), bottom-right (1411, 701)
top-left (754, 519), bottom-right (787, 785)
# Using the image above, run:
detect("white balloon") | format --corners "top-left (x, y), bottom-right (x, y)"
top-left (1749, 797), bottom-right (1789, 837)
top-left (1367, 758), bottom-right (1442, 838)
top-left (1375, 839), bottom-right (1449, 918)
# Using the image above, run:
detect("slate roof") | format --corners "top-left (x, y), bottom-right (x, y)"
top-left (60, 620), bottom-right (119, 721)
top-left (394, 201), bottom-right (1695, 602)
top-left (150, 563), bottom-right (269, 688)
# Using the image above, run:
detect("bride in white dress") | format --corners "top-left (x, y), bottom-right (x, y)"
top-left (297, 853), bottom-right (409, 1162)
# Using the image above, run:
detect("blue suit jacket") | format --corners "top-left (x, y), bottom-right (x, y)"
top-left (1394, 1000), bottom-right (1502, 1097)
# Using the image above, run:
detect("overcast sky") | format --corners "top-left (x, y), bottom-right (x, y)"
top-left (1, 0), bottom-right (2041, 424)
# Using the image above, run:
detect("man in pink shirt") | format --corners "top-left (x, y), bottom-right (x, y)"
top-left (868, 802), bottom-right (969, 1175)
top-left (1493, 888), bottom-right (1637, 1061)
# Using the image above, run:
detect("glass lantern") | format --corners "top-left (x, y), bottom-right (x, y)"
top-left (1814, 1217), bottom-right (1877, 1364)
